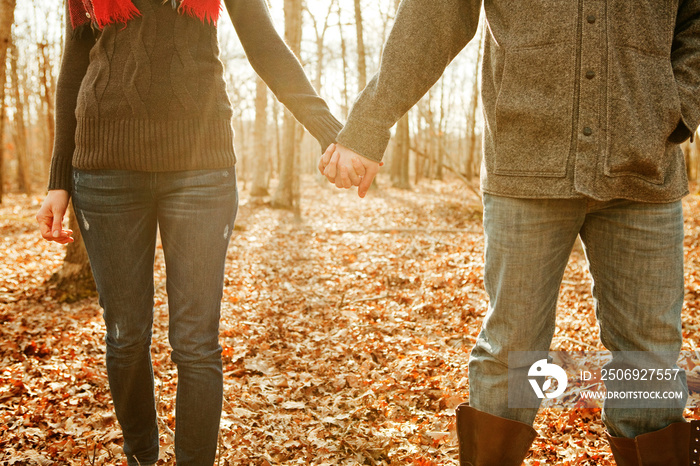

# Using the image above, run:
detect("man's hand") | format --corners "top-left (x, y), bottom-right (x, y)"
top-left (318, 143), bottom-right (382, 198)
top-left (36, 189), bottom-right (74, 244)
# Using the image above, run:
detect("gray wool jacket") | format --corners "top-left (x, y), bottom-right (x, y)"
top-left (336, 0), bottom-right (700, 202)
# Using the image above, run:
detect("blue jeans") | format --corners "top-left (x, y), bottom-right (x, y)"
top-left (72, 168), bottom-right (238, 465)
top-left (469, 194), bottom-right (687, 438)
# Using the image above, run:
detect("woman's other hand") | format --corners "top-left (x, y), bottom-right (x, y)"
top-left (36, 189), bottom-right (74, 244)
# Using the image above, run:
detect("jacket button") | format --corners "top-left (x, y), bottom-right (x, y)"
top-left (583, 127), bottom-right (593, 136)
top-left (585, 70), bottom-right (596, 79)
top-left (587, 15), bottom-right (596, 24)
top-left (86, 12), bottom-right (91, 18)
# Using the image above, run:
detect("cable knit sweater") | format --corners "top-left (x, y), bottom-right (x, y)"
top-left (49, 0), bottom-right (343, 192)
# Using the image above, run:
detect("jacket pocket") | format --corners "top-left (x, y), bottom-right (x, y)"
top-left (608, 0), bottom-right (675, 55)
top-left (605, 47), bottom-right (681, 185)
top-left (494, 43), bottom-right (575, 177)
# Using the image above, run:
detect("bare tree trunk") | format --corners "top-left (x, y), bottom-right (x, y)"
top-left (272, 98), bottom-right (281, 177)
top-left (391, 113), bottom-right (411, 189)
top-left (306, 0), bottom-right (335, 92)
top-left (695, 129), bottom-right (700, 182)
top-left (411, 145), bottom-right (481, 199)
top-left (416, 98), bottom-right (433, 184)
top-left (415, 113), bottom-right (423, 184)
top-left (250, 77), bottom-right (269, 198)
top-left (465, 29), bottom-right (484, 180)
top-left (353, 0), bottom-right (379, 191)
top-left (354, 0), bottom-right (366, 93)
top-left (435, 79), bottom-right (446, 180)
top-left (9, 40), bottom-right (30, 193)
top-left (49, 203), bottom-right (97, 302)
top-left (337, 2), bottom-right (350, 118)
top-left (271, 0), bottom-right (303, 211)
top-left (235, 114), bottom-right (247, 190)
top-left (686, 132), bottom-right (700, 182)
top-left (38, 42), bottom-right (55, 167)
top-left (0, 0), bottom-right (17, 204)
top-left (272, 108), bottom-right (298, 209)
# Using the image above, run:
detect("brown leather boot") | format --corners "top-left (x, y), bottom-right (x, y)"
top-left (607, 420), bottom-right (700, 466)
top-left (455, 403), bottom-right (537, 466)
top-left (606, 434), bottom-right (638, 466)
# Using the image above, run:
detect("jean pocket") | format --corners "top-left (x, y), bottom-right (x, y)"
top-left (73, 169), bottom-right (144, 190)
top-left (167, 168), bottom-right (237, 192)
top-left (72, 169), bottom-right (155, 211)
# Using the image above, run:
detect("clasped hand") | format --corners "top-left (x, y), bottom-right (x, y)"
top-left (318, 143), bottom-right (382, 198)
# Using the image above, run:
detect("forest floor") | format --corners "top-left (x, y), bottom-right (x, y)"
top-left (2, 175), bottom-right (700, 465)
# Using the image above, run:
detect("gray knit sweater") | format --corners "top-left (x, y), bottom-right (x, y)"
top-left (49, 0), bottom-right (342, 192)
top-left (337, 0), bottom-right (700, 202)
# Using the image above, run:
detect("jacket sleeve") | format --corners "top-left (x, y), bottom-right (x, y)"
top-left (672, 0), bottom-right (700, 140)
top-left (223, 0), bottom-right (342, 151)
top-left (48, 3), bottom-right (95, 192)
top-left (336, 0), bottom-right (481, 163)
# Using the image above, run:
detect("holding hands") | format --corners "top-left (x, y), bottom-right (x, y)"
top-left (318, 143), bottom-right (382, 198)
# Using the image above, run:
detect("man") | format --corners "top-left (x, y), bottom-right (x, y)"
top-left (319, 1), bottom-right (700, 464)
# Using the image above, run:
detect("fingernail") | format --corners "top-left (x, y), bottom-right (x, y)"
top-left (53, 230), bottom-right (59, 238)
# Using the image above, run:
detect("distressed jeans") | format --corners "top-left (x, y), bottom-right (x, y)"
top-left (72, 168), bottom-right (238, 465)
top-left (468, 194), bottom-right (687, 438)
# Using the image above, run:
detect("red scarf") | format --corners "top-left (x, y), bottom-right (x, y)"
top-left (68, 0), bottom-right (222, 30)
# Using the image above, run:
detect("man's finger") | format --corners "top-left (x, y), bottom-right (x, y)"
top-left (351, 157), bottom-right (366, 178)
top-left (348, 168), bottom-right (362, 187)
top-left (358, 168), bottom-right (377, 198)
top-left (336, 165), bottom-right (351, 189)
top-left (351, 157), bottom-right (367, 176)
top-left (341, 165), bottom-right (355, 188)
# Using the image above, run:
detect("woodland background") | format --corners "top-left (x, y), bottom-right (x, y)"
top-left (2, 0), bottom-right (700, 465)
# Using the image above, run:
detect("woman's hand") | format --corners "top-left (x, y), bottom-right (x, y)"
top-left (36, 190), bottom-right (74, 244)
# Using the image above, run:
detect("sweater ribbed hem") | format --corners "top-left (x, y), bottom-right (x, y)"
top-left (304, 113), bottom-right (343, 152)
top-left (72, 117), bottom-right (236, 172)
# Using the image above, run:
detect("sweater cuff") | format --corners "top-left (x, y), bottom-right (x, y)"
top-left (335, 118), bottom-right (391, 163)
top-left (48, 155), bottom-right (73, 193)
top-left (305, 113), bottom-right (344, 152)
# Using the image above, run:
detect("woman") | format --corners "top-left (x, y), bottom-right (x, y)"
top-left (36, 1), bottom-right (341, 464)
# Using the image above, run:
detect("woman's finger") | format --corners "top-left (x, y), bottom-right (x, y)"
top-left (319, 143), bottom-right (335, 174)
top-left (324, 150), bottom-right (340, 182)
